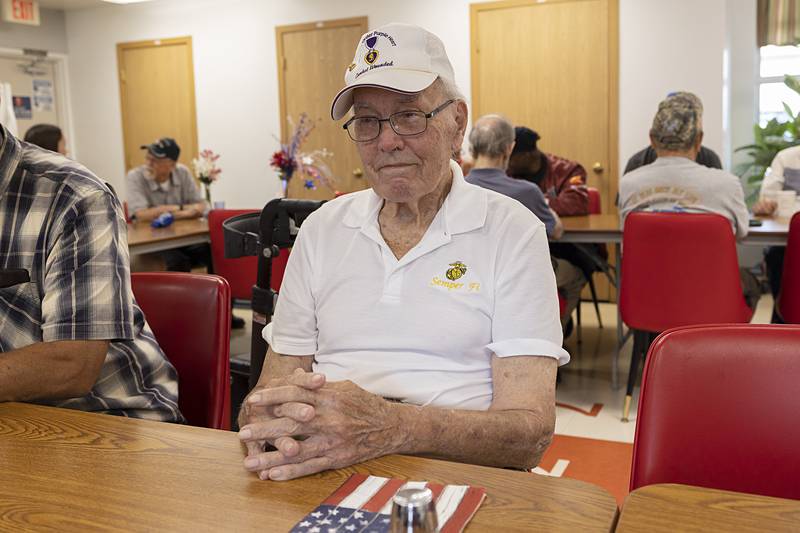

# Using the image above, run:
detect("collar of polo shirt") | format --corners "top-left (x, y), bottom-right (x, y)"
top-left (342, 160), bottom-right (487, 236)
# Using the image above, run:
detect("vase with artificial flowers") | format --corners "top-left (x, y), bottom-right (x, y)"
top-left (192, 149), bottom-right (221, 204)
top-left (270, 113), bottom-right (337, 197)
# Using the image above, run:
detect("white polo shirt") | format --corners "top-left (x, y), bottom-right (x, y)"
top-left (264, 161), bottom-right (568, 411)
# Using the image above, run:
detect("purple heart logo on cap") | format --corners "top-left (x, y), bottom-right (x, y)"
top-left (366, 36), bottom-right (377, 48)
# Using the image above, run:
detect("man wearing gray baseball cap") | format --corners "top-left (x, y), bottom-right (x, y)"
top-left (239, 23), bottom-right (566, 480)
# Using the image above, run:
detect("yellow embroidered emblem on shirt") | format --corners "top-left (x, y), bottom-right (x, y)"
top-left (445, 261), bottom-right (467, 281)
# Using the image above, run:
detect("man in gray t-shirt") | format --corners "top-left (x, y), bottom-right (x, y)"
top-left (125, 138), bottom-right (209, 272)
top-left (619, 93), bottom-right (758, 308)
top-left (465, 114), bottom-right (586, 326)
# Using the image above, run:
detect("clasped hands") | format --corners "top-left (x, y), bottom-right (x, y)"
top-left (238, 368), bottom-right (405, 481)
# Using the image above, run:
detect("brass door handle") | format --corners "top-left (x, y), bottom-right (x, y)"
top-left (592, 162), bottom-right (604, 173)
top-left (353, 168), bottom-right (363, 178)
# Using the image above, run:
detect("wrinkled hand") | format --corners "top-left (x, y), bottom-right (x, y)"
top-left (237, 369), bottom-right (325, 463)
top-left (752, 199), bottom-right (777, 216)
top-left (238, 375), bottom-right (404, 481)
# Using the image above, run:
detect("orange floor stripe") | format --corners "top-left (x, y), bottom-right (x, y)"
top-left (538, 434), bottom-right (632, 506)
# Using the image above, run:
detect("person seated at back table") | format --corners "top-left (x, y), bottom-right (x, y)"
top-left (237, 22), bottom-right (568, 481)
top-left (125, 137), bottom-right (210, 272)
top-left (0, 122), bottom-right (183, 422)
top-left (24, 123), bottom-right (68, 155)
top-left (506, 126), bottom-right (589, 216)
top-left (750, 144), bottom-right (800, 322)
top-left (619, 92), bottom-right (760, 309)
top-left (624, 92), bottom-right (722, 174)
top-left (465, 114), bottom-right (586, 326)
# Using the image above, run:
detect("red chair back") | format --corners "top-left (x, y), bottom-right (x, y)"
top-left (131, 272), bottom-right (231, 430)
top-left (779, 212), bottom-right (800, 323)
top-left (619, 212), bottom-right (753, 332)
top-left (209, 209), bottom-right (259, 299)
top-left (587, 187), bottom-right (601, 215)
top-left (631, 324), bottom-right (800, 499)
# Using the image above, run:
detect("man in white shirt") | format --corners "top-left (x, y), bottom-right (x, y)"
top-left (237, 23), bottom-right (567, 480)
top-left (619, 92), bottom-right (760, 308)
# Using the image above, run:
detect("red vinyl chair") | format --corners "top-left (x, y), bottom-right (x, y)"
top-left (209, 209), bottom-right (258, 299)
top-left (586, 186), bottom-right (601, 215)
top-left (209, 209), bottom-right (289, 296)
top-left (778, 212), bottom-right (800, 323)
top-left (131, 272), bottom-right (232, 430)
top-left (631, 324), bottom-right (800, 500)
top-left (619, 212), bottom-right (754, 421)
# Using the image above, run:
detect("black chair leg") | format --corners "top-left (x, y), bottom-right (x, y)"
top-left (622, 330), bottom-right (643, 422)
top-left (576, 299), bottom-right (582, 344)
top-left (588, 276), bottom-right (603, 329)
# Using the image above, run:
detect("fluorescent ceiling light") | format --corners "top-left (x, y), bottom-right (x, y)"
top-left (102, 0), bottom-right (155, 4)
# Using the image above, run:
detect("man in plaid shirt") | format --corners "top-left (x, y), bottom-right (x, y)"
top-left (0, 124), bottom-right (183, 422)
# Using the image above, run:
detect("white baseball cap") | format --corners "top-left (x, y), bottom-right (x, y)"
top-left (330, 23), bottom-right (456, 120)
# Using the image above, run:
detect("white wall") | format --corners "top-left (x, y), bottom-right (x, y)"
top-left (0, 8), bottom-right (68, 53)
top-left (726, 0), bottom-right (758, 170)
top-left (65, 0), bottom-right (759, 208)
top-left (619, 0), bottom-right (727, 170)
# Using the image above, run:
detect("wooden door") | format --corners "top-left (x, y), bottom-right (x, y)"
top-left (471, 0), bottom-right (619, 299)
top-left (117, 37), bottom-right (198, 173)
top-left (276, 17), bottom-right (369, 200)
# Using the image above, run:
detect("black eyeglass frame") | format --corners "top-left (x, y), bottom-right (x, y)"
top-left (342, 99), bottom-right (456, 142)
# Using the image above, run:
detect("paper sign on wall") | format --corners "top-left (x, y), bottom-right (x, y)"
top-left (1, 0), bottom-right (40, 26)
top-left (13, 96), bottom-right (31, 119)
top-left (33, 79), bottom-right (53, 112)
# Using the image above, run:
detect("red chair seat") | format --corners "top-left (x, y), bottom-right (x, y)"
top-left (619, 212), bottom-right (754, 422)
top-left (132, 272), bottom-right (231, 430)
top-left (620, 212), bottom-right (753, 332)
top-left (631, 325), bottom-right (800, 500)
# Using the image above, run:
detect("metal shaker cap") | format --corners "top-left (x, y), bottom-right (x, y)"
top-left (392, 488), bottom-right (433, 508)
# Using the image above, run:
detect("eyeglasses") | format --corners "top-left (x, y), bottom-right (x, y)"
top-left (343, 99), bottom-right (456, 142)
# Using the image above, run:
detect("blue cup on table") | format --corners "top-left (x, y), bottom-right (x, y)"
top-left (151, 212), bottom-right (174, 228)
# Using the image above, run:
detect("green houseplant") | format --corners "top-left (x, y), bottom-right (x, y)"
top-left (735, 75), bottom-right (800, 205)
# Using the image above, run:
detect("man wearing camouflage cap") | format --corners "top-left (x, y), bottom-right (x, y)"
top-left (623, 91), bottom-right (722, 174)
top-left (619, 92), bottom-right (759, 307)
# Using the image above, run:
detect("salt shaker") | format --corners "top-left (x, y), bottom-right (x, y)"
top-left (390, 487), bottom-right (438, 532)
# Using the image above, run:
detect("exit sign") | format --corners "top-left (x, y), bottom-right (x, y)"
top-left (1, 0), bottom-right (40, 26)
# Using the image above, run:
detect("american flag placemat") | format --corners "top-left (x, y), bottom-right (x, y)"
top-left (290, 473), bottom-right (486, 533)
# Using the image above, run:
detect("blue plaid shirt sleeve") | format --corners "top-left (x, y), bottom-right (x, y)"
top-left (41, 188), bottom-right (135, 342)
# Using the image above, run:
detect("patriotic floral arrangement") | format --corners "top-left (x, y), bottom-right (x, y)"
top-left (192, 149), bottom-right (221, 203)
top-left (270, 113), bottom-right (337, 193)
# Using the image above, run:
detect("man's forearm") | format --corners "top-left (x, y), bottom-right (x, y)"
top-left (0, 340), bottom-right (108, 402)
top-left (392, 403), bottom-right (555, 470)
top-left (133, 205), bottom-right (177, 221)
top-left (173, 202), bottom-right (207, 220)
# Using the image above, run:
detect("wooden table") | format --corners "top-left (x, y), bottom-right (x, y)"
top-left (0, 403), bottom-right (619, 532)
top-left (127, 218), bottom-right (210, 256)
top-left (616, 484), bottom-right (800, 532)
top-left (560, 214), bottom-right (790, 246)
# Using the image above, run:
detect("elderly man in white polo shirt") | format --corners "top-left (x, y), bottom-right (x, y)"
top-left (238, 23), bottom-right (568, 481)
